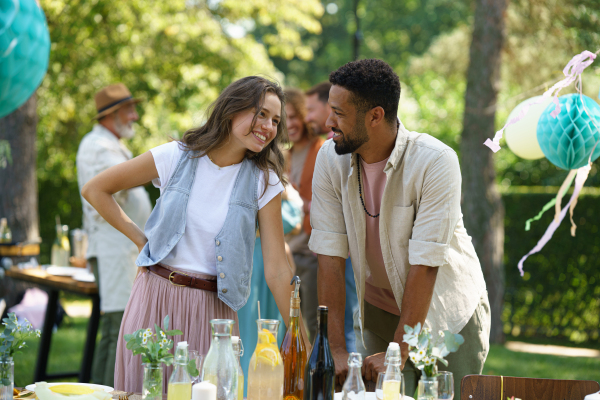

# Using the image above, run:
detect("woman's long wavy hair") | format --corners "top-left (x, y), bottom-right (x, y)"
top-left (180, 76), bottom-right (288, 194)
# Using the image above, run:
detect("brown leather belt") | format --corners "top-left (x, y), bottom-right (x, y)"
top-left (148, 264), bottom-right (218, 292)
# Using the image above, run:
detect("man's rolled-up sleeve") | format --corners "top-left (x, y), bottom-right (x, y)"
top-left (308, 146), bottom-right (349, 258)
top-left (408, 149), bottom-right (462, 267)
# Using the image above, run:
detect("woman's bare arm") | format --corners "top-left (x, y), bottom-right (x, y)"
top-left (259, 193), bottom-right (311, 350)
top-left (81, 151), bottom-right (159, 252)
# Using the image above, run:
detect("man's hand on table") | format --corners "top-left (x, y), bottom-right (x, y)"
top-left (332, 347), bottom-right (350, 386)
top-left (363, 352), bottom-right (386, 382)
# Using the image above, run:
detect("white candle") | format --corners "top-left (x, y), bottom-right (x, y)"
top-left (192, 382), bottom-right (217, 400)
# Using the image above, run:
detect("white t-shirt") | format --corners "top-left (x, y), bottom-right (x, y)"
top-left (150, 141), bottom-right (284, 275)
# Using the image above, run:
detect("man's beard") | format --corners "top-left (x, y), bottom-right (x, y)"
top-left (114, 115), bottom-right (135, 139)
top-left (333, 122), bottom-right (369, 155)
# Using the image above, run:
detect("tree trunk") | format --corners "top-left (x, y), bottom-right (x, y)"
top-left (0, 94), bottom-right (39, 243)
top-left (0, 95), bottom-right (39, 316)
top-left (460, 0), bottom-right (507, 344)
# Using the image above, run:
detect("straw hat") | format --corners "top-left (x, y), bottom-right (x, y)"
top-left (92, 83), bottom-right (142, 120)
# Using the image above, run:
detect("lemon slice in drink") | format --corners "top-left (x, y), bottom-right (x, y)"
top-left (49, 385), bottom-right (95, 395)
top-left (258, 329), bottom-right (276, 344)
top-left (257, 346), bottom-right (280, 368)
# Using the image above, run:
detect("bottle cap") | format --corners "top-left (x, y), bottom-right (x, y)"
top-left (231, 336), bottom-right (239, 344)
top-left (177, 341), bottom-right (188, 348)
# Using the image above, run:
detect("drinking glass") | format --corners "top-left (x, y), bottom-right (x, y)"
top-left (376, 371), bottom-right (404, 400)
top-left (188, 350), bottom-right (204, 384)
top-left (436, 371), bottom-right (454, 400)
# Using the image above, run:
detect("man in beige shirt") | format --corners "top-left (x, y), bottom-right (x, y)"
top-left (309, 59), bottom-right (490, 398)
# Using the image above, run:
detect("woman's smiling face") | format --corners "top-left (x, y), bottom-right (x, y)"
top-left (230, 92), bottom-right (282, 153)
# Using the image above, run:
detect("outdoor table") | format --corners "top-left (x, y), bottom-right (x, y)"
top-left (6, 267), bottom-right (100, 383)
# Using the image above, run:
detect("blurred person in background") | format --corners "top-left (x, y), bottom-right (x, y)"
top-left (284, 88), bottom-right (325, 341)
top-left (305, 82), bottom-right (334, 140)
top-left (304, 83), bottom-right (359, 352)
top-left (76, 83), bottom-right (152, 386)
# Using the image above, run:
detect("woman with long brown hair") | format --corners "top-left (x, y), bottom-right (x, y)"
top-left (82, 76), bottom-right (305, 392)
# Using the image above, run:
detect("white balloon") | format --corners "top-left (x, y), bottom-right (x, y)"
top-left (504, 96), bottom-right (552, 160)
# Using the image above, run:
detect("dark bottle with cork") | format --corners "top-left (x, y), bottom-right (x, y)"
top-left (303, 306), bottom-right (335, 400)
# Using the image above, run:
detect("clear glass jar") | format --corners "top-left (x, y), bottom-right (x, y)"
top-left (0, 357), bottom-right (13, 400)
top-left (142, 362), bottom-right (163, 400)
top-left (201, 319), bottom-right (238, 400)
top-left (417, 376), bottom-right (438, 400)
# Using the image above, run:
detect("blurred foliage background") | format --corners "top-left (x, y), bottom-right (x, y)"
top-left (35, 0), bottom-right (600, 345)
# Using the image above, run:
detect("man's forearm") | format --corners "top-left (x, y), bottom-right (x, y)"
top-left (317, 254), bottom-right (347, 352)
top-left (394, 264), bottom-right (439, 366)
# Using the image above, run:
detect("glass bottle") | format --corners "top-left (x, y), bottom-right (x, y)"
top-left (51, 222), bottom-right (69, 266)
top-left (201, 319), bottom-right (238, 400)
top-left (248, 319), bottom-right (284, 400)
top-left (303, 306), bottom-right (335, 400)
top-left (168, 341), bottom-right (193, 400)
top-left (341, 353), bottom-right (365, 400)
top-left (382, 343), bottom-right (403, 400)
top-left (232, 336), bottom-right (244, 400)
top-left (61, 225), bottom-right (71, 258)
top-left (281, 277), bottom-right (306, 400)
top-left (0, 218), bottom-right (11, 244)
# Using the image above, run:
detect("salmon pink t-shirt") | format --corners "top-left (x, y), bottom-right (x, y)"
top-left (360, 156), bottom-right (401, 316)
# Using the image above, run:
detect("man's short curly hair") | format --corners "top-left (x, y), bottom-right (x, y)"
top-left (329, 59), bottom-right (400, 125)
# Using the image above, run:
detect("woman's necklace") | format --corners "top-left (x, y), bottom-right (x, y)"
top-left (208, 153), bottom-right (237, 170)
top-left (357, 155), bottom-right (380, 218)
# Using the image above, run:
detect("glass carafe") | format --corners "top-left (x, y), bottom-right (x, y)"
top-left (247, 319), bottom-right (284, 400)
top-left (201, 319), bottom-right (238, 400)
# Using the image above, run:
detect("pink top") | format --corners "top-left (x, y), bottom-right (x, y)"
top-left (360, 156), bottom-right (401, 316)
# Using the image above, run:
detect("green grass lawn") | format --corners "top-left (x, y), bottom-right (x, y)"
top-left (10, 315), bottom-right (600, 388)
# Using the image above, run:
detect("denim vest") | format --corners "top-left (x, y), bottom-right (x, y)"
top-left (136, 150), bottom-right (260, 311)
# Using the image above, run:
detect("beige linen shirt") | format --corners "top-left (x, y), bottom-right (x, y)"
top-left (308, 122), bottom-right (486, 344)
top-left (76, 124), bottom-right (152, 312)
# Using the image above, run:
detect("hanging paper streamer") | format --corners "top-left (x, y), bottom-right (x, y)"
top-left (0, 0), bottom-right (51, 118)
top-left (517, 164), bottom-right (591, 276)
top-left (524, 171), bottom-right (576, 231)
top-left (484, 50), bottom-right (597, 153)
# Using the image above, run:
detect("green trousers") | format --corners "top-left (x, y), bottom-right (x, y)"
top-left (90, 258), bottom-right (125, 387)
top-left (354, 293), bottom-right (491, 400)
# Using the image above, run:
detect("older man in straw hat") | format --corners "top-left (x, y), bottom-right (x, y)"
top-left (76, 83), bottom-right (152, 386)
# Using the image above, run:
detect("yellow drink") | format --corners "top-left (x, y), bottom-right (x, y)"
top-left (247, 327), bottom-right (284, 400)
top-left (238, 373), bottom-right (244, 400)
top-left (167, 382), bottom-right (192, 400)
top-left (382, 380), bottom-right (401, 400)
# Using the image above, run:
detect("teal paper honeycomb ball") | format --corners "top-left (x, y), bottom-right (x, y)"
top-left (536, 93), bottom-right (600, 170)
top-left (0, 0), bottom-right (50, 118)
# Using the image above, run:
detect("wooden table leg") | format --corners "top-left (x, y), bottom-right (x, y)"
top-left (79, 293), bottom-right (100, 383)
top-left (34, 289), bottom-right (59, 382)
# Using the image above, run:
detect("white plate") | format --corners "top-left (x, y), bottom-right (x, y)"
top-left (26, 383), bottom-right (114, 392)
top-left (73, 272), bottom-right (95, 282)
top-left (334, 393), bottom-right (415, 400)
top-left (45, 266), bottom-right (82, 277)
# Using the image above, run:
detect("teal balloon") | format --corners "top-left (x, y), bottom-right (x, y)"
top-left (536, 93), bottom-right (600, 170)
top-left (0, 0), bottom-right (50, 118)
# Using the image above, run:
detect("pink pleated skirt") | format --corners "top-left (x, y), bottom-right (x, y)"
top-left (113, 264), bottom-right (239, 393)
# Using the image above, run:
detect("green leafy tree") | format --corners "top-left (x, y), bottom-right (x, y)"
top-left (36, 0), bottom-right (322, 260)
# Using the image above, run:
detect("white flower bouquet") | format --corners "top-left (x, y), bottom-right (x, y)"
top-left (124, 315), bottom-right (182, 366)
top-left (403, 323), bottom-right (464, 377)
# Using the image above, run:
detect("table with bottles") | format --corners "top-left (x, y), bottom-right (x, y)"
top-left (156, 276), bottom-right (424, 400)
